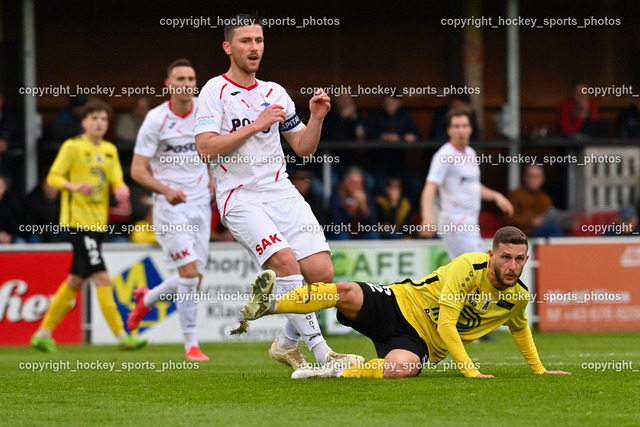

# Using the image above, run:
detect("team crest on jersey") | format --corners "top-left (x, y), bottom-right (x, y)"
top-left (96, 153), bottom-right (103, 163)
top-left (260, 94), bottom-right (270, 107)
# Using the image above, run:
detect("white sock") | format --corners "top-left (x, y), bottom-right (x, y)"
top-left (311, 340), bottom-right (332, 364)
top-left (35, 329), bottom-right (52, 339)
top-left (275, 275), bottom-right (328, 355)
top-left (144, 274), bottom-right (181, 306)
top-left (177, 276), bottom-right (199, 351)
top-left (277, 324), bottom-right (300, 349)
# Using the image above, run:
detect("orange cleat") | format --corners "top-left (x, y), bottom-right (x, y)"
top-left (186, 346), bottom-right (210, 361)
top-left (127, 287), bottom-right (151, 331)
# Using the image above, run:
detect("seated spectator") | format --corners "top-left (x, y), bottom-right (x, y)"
top-left (430, 94), bottom-right (481, 141)
top-left (365, 93), bottom-right (421, 142)
top-left (321, 93), bottom-right (364, 141)
top-left (616, 97), bottom-right (640, 138)
top-left (506, 165), bottom-right (563, 237)
top-left (375, 176), bottom-right (412, 239)
top-left (22, 178), bottom-right (65, 243)
top-left (0, 173), bottom-right (20, 243)
top-left (291, 169), bottom-right (327, 225)
top-left (115, 96), bottom-right (151, 145)
top-left (557, 79), bottom-right (599, 138)
top-left (604, 205), bottom-right (639, 236)
top-left (329, 167), bottom-right (378, 240)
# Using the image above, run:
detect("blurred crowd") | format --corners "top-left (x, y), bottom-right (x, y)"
top-left (1, 80), bottom-right (639, 244)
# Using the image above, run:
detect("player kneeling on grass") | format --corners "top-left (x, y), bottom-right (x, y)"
top-left (237, 226), bottom-right (572, 379)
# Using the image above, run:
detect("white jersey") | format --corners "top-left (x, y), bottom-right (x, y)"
top-left (194, 74), bottom-right (304, 216)
top-left (426, 142), bottom-right (481, 224)
top-left (134, 98), bottom-right (210, 205)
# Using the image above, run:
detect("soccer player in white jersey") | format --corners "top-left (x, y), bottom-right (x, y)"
top-left (194, 14), bottom-right (363, 370)
top-left (128, 59), bottom-right (212, 361)
top-left (420, 110), bottom-right (513, 259)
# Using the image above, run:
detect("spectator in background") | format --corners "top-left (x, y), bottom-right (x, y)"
top-left (430, 94), bottom-right (481, 141)
top-left (616, 97), bottom-right (640, 138)
top-left (0, 90), bottom-right (24, 186)
top-left (558, 79), bottom-right (599, 138)
top-left (604, 206), bottom-right (639, 236)
top-left (115, 96), bottom-right (151, 145)
top-left (22, 178), bottom-right (64, 243)
top-left (0, 173), bottom-right (20, 243)
top-left (46, 94), bottom-right (89, 143)
top-left (366, 92), bottom-right (421, 142)
top-left (506, 165), bottom-right (563, 237)
top-left (321, 93), bottom-right (364, 141)
top-left (291, 169), bottom-right (327, 225)
top-left (375, 176), bottom-right (412, 239)
top-left (129, 194), bottom-right (157, 244)
top-left (329, 167), bottom-right (378, 240)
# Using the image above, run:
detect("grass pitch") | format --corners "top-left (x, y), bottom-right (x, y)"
top-left (1, 331), bottom-right (638, 426)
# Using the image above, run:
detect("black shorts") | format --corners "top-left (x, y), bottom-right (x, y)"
top-left (68, 231), bottom-right (106, 278)
top-left (337, 282), bottom-right (429, 362)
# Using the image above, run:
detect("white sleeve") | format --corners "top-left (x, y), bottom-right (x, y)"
top-left (133, 111), bottom-right (160, 157)
top-left (279, 91), bottom-right (304, 134)
top-left (194, 82), bottom-right (222, 135)
top-left (426, 148), bottom-right (449, 185)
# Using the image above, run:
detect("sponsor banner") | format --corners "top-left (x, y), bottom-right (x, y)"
top-left (537, 241), bottom-right (640, 332)
top-left (93, 244), bottom-right (286, 344)
top-left (0, 250), bottom-right (81, 346)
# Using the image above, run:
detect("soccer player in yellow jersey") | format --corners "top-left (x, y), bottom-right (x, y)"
top-left (31, 101), bottom-right (147, 352)
top-left (239, 226), bottom-right (572, 379)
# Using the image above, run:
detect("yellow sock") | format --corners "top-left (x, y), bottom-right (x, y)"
top-left (275, 282), bottom-right (338, 314)
top-left (96, 286), bottom-right (125, 337)
top-left (340, 358), bottom-right (385, 378)
top-left (41, 282), bottom-right (78, 332)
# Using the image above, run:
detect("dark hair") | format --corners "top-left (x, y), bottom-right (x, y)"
top-left (492, 226), bottom-right (528, 250)
top-left (167, 58), bottom-right (193, 78)
top-left (446, 109), bottom-right (472, 128)
top-left (224, 13), bottom-right (262, 41)
top-left (81, 100), bottom-right (112, 119)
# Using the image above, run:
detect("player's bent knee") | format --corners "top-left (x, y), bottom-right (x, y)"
top-left (383, 350), bottom-right (422, 379)
top-left (265, 249), bottom-right (300, 276)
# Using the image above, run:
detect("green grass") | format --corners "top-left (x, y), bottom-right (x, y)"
top-left (1, 332), bottom-right (639, 426)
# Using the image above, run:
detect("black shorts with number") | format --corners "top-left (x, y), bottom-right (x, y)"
top-left (68, 231), bottom-right (106, 278)
top-left (336, 281), bottom-right (429, 362)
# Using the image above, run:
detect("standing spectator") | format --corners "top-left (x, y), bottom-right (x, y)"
top-left (47, 94), bottom-right (88, 143)
top-left (329, 167), bottom-right (378, 240)
top-left (366, 93), bottom-right (421, 142)
top-left (558, 79), bottom-right (599, 137)
top-left (375, 176), bottom-right (412, 239)
top-left (604, 206), bottom-right (639, 236)
top-left (506, 165), bottom-right (563, 237)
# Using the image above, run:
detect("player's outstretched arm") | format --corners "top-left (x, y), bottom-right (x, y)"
top-left (419, 181), bottom-right (438, 238)
top-left (480, 184), bottom-right (514, 216)
top-left (195, 104), bottom-right (286, 159)
top-left (284, 89), bottom-right (331, 158)
top-left (508, 324), bottom-right (572, 375)
top-left (437, 305), bottom-right (489, 378)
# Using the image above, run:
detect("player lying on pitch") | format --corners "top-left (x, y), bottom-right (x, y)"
top-left (235, 226), bottom-right (572, 379)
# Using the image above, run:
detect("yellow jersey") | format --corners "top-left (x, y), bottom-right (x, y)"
top-left (390, 252), bottom-right (531, 364)
top-left (47, 134), bottom-right (125, 229)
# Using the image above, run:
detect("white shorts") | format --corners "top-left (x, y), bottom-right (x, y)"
top-left (222, 195), bottom-right (330, 269)
top-left (440, 227), bottom-right (483, 259)
top-left (153, 201), bottom-right (212, 275)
